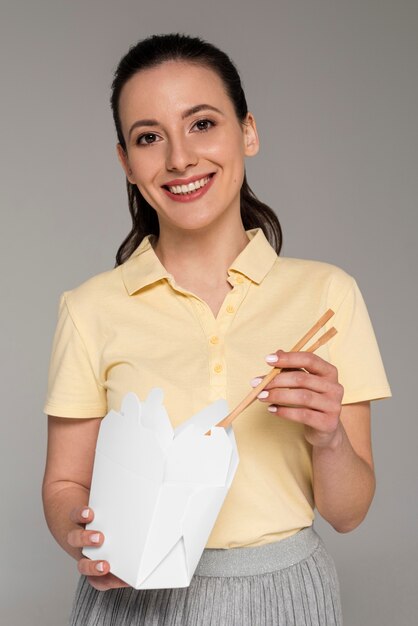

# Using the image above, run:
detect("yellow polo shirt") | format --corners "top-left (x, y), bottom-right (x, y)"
top-left (44, 228), bottom-right (391, 548)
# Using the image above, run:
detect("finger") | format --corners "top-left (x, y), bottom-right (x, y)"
top-left (67, 528), bottom-right (104, 548)
top-left (249, 371), bottom-right (306, 389)
top-left (69, 506), bottom-right (94, 525)
top-left (261, 370), bottom-right (334, 394)
top-left (86, 573), bottom-right (130, 591)
top-left (265, 351), bottom-right (338, 379)
top-left (78, 557), bottom-right (110, 577)
top-left (249, 375), bottom-right (266, 388)
top-left (258, 387), bottom-right (338, 414)
top-left (267, 405), bottom-right (338, 433)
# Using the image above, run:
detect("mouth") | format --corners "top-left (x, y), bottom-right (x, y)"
top-left (161, 173), bottom-right (216, 202)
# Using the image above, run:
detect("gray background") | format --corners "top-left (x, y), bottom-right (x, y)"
top-left (0, 0), bottom-right (416, 624)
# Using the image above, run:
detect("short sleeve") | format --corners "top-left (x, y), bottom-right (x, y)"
top-left (328, 277), bottom-right (391, 404)
top-left (43, 293), bottom-right (107, 418)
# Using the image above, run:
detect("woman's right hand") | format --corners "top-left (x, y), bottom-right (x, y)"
top-left (67, 506), bottom-right (130, 591)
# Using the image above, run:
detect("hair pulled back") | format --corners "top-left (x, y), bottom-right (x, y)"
top-left (111, 33), bottom-right (282, 265)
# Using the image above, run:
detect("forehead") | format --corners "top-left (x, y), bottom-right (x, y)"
top-left (118, 61), bottom-right (233, 126)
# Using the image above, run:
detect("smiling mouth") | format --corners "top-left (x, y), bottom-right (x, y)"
top-left (163, 173), bottom-right (215, 195)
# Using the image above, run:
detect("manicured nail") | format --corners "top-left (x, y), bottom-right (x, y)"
top-left (250, 377), bottom-right (263, 387)
top-left (81, 508), bottom-right (90, 519)
top-left (257, 391), bottom-right (269, 399)
top-left (96, 561), bottom-right (104, 572)
top-left (90, 533), bottom-right (101, 544)
top-left (268, 405), bottom-right (277, 412)
top-left (265, 354), bottom-right (278, 363)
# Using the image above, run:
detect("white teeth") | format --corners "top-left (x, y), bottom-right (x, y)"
top-left (168, 175), bottom-right (211, 194)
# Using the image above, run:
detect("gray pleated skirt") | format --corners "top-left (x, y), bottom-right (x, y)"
top-left (69, 527), bottom-right (342, 625)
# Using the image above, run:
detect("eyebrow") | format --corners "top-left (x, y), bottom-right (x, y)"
top-left (128, 104), bottom-right (224, 139)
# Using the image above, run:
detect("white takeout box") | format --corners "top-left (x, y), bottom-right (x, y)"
top-left (83, 388), bottom-right (239, 589)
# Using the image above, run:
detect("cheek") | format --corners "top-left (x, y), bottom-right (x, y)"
top-left (130, 153), bottom-right (161, 183)
top-left (224, 143), bottom-right (246, 183)
top-left (205, 138), bottom-right (245, 179)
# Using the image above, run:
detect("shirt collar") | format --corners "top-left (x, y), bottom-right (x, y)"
top-left (228, 228), bottom-right (278, 284)
top-left (121, 228), bottom-right (278, 295)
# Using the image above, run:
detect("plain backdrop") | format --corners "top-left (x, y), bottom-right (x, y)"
top-left (0, 1), bottom-right (416, 624)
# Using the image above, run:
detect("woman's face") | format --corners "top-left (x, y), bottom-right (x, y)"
top-left (117, 60), bottom-right (259, 235)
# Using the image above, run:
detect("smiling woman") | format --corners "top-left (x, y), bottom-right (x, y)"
top-left (115, 59), bottom-right (260, 243)
top-left (42, 33), bottom-right (391, 626)
top-left (109, 35), bottom-right (282, 266)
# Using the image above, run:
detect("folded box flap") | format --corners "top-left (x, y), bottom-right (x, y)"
top-left (95, 391), bottom-right (169, 480)
top-left (138, 483), bottom-right (193, 583)
top-left (174, 398), bottom-right (229, 437)
top-left (166, 426), bottom-right (233, 485)
top-left (140, 388), bottom-right (174, 451)
top-left (183, 485), bottom-right (229, 578)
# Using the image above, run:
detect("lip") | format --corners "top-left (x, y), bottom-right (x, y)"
top-left (162, 172), bottom-right (215, 187)
top-left (162, 172), bottom-right (216, 203)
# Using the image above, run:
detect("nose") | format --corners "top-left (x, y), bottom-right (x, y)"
top-left (165, 134), bottom-right (198, 172)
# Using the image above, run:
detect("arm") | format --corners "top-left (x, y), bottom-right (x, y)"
top-left (312, 401), bottom-right (375, 532)
top-left (255, 351), bottom-right (376, 533)
top-left (42, 415), bottom-right (129, 590)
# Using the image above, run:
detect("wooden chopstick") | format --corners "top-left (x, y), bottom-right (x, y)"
top-left (303, 326), bottom-right (337, 354)
top-left (206, 309), bottom-right (337, 433)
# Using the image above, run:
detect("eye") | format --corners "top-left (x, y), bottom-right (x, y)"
top-left (136, 133), bottom-right (160, 146)
top-left (192, 118), bottom-right (215, 132)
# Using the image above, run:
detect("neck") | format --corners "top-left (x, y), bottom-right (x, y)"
top-left (152, 217), bottom-right (249, 289)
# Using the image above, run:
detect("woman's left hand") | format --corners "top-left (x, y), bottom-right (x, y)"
top-left (253, 350), bottom-right (345, 449)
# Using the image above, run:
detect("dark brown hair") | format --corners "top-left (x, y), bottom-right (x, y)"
top-left (110, 33), bottom-right (282, 265)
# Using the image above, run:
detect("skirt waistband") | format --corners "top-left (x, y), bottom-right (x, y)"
top-left (194, 527), bottom-right (320, 577)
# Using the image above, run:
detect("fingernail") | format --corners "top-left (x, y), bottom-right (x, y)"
top-left (81, 508), bottom-right (90, 519)
top-left (96, 562), bottom-right (104, 572)
top-left (250, 377), bottom-right (263, 387)
top-left (257, 391), bottom-right (269, 399)
top-left (90, 533), bottom-right (101, 544)
top-left (268, 405), bottom-right (277, 412)
top-left (265, 354), bottom-right (278, 363)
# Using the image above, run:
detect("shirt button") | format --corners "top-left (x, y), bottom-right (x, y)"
top-left (210, 335), bottom-right (219, 345)
top-left (226, 305), bottom-right (235, 314)
top-left (236, 275), bottom-right (244, 284)
top-left (214, 364), bottom-right (223, 373)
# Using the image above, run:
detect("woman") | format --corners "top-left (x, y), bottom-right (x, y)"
top-left (42, 33), bottom-right (391, 625)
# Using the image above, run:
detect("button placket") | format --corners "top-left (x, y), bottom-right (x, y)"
top-left (207, 279), bottom-right (249, 398)
top-left (208, 322), bottom-right (225, 390)
top-left (186, 277), bottom-right (251, 402)
top-left (188, 297), bottom-right (224, 388)
top-left (218, 277), bottom-right (250, 335)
